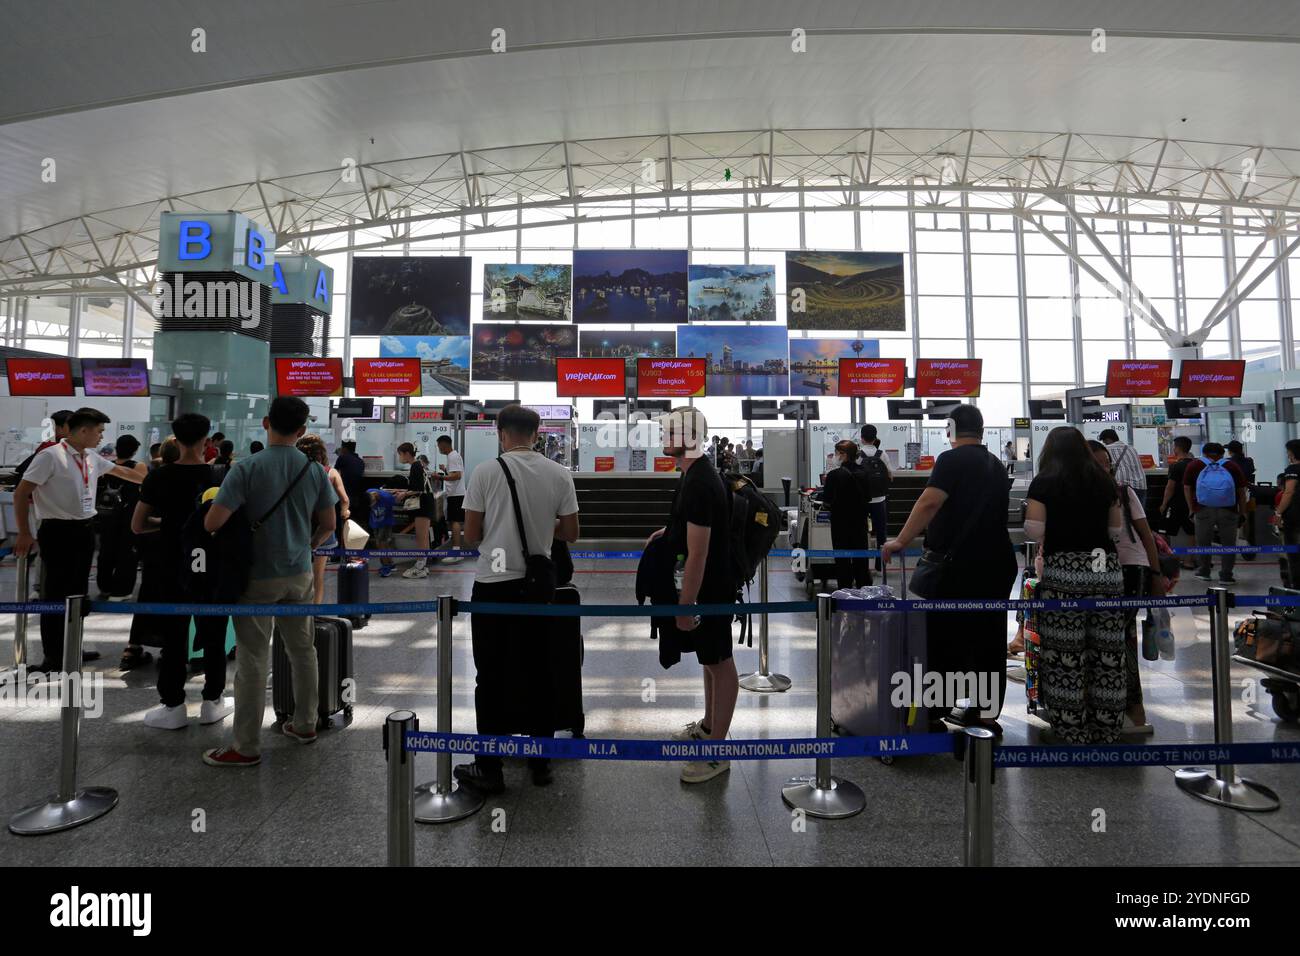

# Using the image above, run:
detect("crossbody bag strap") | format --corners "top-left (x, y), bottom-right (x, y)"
top-left (251, 458), bottom-right (315, 532)
top-left (496, 456), bottom-right (532, 562)
top-left (938, 451), bottom-right (1002, 559)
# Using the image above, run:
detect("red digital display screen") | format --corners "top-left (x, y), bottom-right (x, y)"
top-left (838, 358), bottom-right (906, 397)
top-left (914, 359), bottom-right (983, 398)
top-left (636, 358), bottom-right (706, 397)
top-left (555, 357), bottom-right (626, 397)
top-left (81, 358), bottom-right (150, 397)
top-left (6, 357), bottom-right (75, 396)
top-left (1105, 359), bottom-right (1173, 398)
top-left (275, 357), bottom-right (344, 397)
top-left (1177, 359), bottom-right (1246, 398)
top-left (353, 358), bottom-right (422, 397)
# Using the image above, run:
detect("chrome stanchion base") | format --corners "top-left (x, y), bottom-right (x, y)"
top-left (739, 671), bottom-right (792, 693)
top-left (781, 775), bottom-right (866, 819)
top-left (413, 783), bottom-right (485, 824)
top-left (8, 786), bottom-right (119, 835)
top-left (1174, 769), bottom-right (1281, 812)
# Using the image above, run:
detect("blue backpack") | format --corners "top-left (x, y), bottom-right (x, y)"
top-left (1195, 457), bottom-right (1237, 508)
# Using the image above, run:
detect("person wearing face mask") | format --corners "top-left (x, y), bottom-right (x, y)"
top-left (822, 439), bottom-right (872, 589)
top-left (882, 405), bottom-right (1016, 730)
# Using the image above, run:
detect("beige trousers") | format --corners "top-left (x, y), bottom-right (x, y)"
top-left (232, 572), bottom-right (316, 756)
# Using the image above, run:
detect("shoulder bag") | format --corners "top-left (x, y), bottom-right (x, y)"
top-left (909, 452), bottom-right (1000, 599)
top-left (497, 456), bottom-right (556, 604)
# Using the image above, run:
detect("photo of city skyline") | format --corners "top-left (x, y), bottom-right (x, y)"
top-left (789, 337), bottom-right (881, 396)
top-left (675, 325), bottom-right (789, 396)
top-left (471, 323), bottom-right (578, 382)
top-left (580, 330), bottom-right (677, 391)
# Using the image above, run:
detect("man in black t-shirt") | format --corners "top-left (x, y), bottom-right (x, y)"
top-left (131, 413), bottom-right (231, 731)
top-left (1270, 438), bottom-right (1300, 587)
top-left (645, 407), bottom-right (735, 785)
top-left (1158, 435), bottom-right (1195, 566)
top-left (883, 405), bottom-right (1016, 728)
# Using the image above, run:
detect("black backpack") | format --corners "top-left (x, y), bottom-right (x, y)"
top-left (181, 458), bottom-right (313, 602)
top-left (180, 497), bottom-right (251, 602)
top-left (858, 451), bottom-right (890, 499)
top-left (722, 472), bottom-right (782, 646)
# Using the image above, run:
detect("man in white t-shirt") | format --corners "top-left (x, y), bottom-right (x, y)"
top-left (13, 407), bottom-right (144, 671)
top-left (435, 434), bottom-right (466, 562)
top-left (455, 405), bottom-right (580, 793)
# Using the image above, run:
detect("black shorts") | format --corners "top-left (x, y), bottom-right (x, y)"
top-left (447, 495), bottom-right (465, 524)
top-left (692, 612), bottom-right (734, 665)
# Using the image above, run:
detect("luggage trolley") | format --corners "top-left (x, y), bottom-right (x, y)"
top-left (1234, 585), bottom-right (1300, 723)
top-left (791, 489), bottom-right (839, 599)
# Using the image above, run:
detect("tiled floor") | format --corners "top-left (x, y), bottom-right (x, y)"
top-left (1, 548), bottom-right (1298, 867)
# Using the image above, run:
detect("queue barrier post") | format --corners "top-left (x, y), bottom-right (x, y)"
top-left (1174, 587), bottom-right (1280, 811)
top-left (780, 593), bottom-right (866, 819)
top-left (414, 594), bottom-right (485, 824)
top-left (8, 595), bottom-right (119, 835)
top-left (740, 555), bottom-right (791, 693)
top-left (959, 727), bottom-right (995, 866)
top-left (4, 553), bottom-right (30, 674)
top-left (384, 710), bottom-right (417, 866)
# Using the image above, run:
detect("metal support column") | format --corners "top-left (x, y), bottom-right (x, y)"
top-left (739, 556), bottom-right (791, 693)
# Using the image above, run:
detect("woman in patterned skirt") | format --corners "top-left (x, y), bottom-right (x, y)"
top-left (1024, 427), bottom-right (1127, 744)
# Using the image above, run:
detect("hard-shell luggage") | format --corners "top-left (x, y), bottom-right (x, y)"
top-left (337, 559), bottom-right (370, 629)
top-left (548, 583), bottom-right (585, 736)
top-left (272, 615), bottom-right (355, 730)
top-left (829, 585), bottom-right (927, 739)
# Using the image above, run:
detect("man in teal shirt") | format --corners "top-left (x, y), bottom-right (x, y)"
top-left (201, 396), bottom-right (337, 767)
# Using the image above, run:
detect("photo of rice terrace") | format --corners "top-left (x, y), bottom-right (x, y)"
top-left (785, 251), bottom-right (905, 332)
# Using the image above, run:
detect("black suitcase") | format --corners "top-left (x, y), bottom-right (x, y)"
top-left (272, 615), bottom-right (355, 730)
top-left (548, 584), bottom-right (585, 737)
top-left (337, 559), bottom-right (370, 629)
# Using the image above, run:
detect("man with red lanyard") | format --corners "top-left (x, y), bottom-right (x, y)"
top-left (13, 407), bottom-right (144, 673)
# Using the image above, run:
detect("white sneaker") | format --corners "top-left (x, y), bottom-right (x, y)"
top-left (442, 556), bottom-right (462, 565)
top-left (143, 703), bottom-right (189, 730)
top-left (199, 697), bottom-right (234, 725)
top-left (680, 759), bottom-right (730, 784)
top-left (672, 719), bottom-right (708, 741)
top-left (402, 566), bottom-right (429, 579)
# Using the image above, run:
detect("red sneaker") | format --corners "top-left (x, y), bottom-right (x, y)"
top-left (282, 723), bottom-right (318, 745)
top-left (203, 746), bottom-right (260, 767)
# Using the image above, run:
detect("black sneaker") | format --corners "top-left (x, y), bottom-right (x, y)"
top-left (82, 650), bottom-right (101, 663)
top-left (1219, 575), bottom-right (1237, 584)
top-left (529, 760), bottom-right (553, 787)
top-left (453, 762), bottom-right (505, 794)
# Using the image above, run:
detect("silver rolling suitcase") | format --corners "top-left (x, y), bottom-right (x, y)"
top-left (830, 584), bottom-right (928, 743)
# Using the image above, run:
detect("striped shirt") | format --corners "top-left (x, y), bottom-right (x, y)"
top-left (1106, 440), bottom-right (1147, 492)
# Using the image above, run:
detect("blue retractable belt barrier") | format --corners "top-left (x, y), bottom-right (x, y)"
top-left (832, 594), bottom-right (1216, 612)
top-left (1171, 544), bottom-right (1299, 555)
top-left (403, 730), bottom-right (955, 761)
top-left (994, 741), bottom-right (1300, 768)
top-left (0, 602), bottom-right (64, 614)
top-left (81, 599), bottom-right (815, 618)
top-left (34, 592), bottom-right (1294, 621)
top-left (397, 732), bottom-right (1300, 767)
top-left (314, 547), bottom-right (925, 560)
